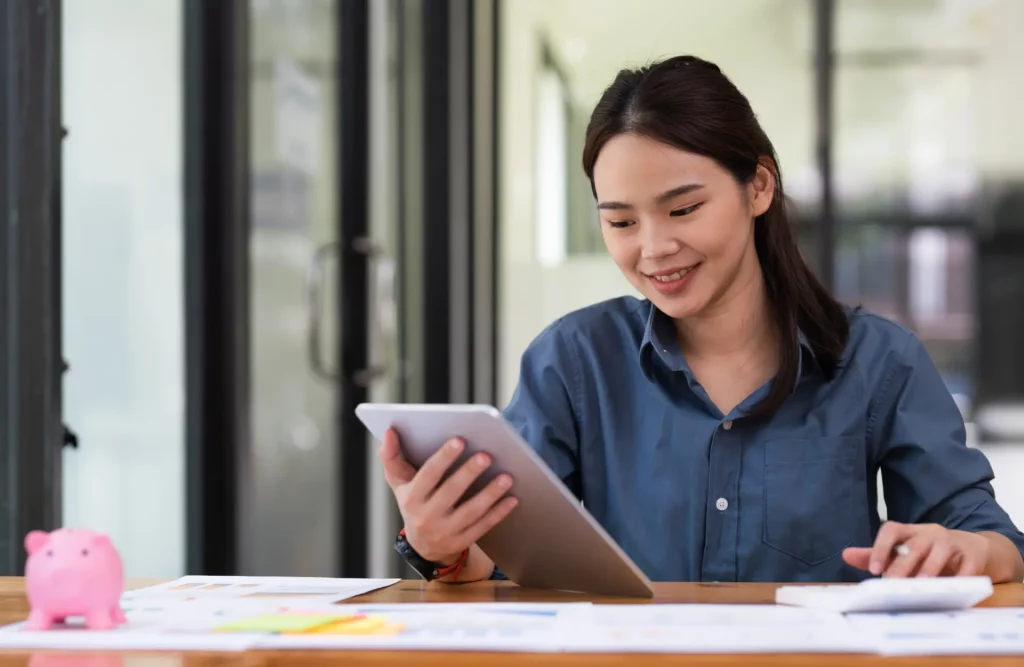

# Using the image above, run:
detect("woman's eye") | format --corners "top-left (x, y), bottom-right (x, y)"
top-left (670, 203), bottom-right (702, 217)
top-left (607, 220), bottom-right (634, 229)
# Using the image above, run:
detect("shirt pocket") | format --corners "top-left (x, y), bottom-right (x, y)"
top-left (762, 436), bottom-right (862, 566)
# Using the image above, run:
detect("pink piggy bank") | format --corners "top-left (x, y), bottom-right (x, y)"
top-left (24, 529), bottom-right (126, 630)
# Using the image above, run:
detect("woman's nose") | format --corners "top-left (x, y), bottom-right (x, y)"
top-left (640, 222), bottom-right (682, 260)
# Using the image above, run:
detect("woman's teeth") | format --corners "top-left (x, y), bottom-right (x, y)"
top-left (651, 267), bottom-right (694, 282)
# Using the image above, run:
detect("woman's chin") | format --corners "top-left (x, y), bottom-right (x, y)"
top-left (646, 292), bottom-right (706, 320)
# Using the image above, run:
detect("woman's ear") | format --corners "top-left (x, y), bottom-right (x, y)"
top-left (748, 160), bottom-right (776, 218)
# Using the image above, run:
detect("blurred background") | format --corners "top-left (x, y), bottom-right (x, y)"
top-left (2, 0), bottom-right (1023, 579)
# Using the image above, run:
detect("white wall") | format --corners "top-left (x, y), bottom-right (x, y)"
top-left (61, 0), bottom-right (184, 578)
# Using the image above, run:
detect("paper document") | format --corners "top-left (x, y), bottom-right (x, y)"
top-left (848, 608), bottom-right (1024, 656)
top-left (563, 604), bottom-right (869, 653)
top-left (124, 575), bottom-right (399, 604)
top-left (0, 576), bottom-right (400, 652)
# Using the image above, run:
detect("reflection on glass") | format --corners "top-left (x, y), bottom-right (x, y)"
top-left (831, 0), bottom-right (1024, 409)
top-left (61, 0), bottom-right (184, 579)
top-left (243, 0), bottom-right (339, 576)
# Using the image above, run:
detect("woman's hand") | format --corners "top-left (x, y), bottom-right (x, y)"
top-left (379, 428), bottom-right (518, 564)
top-left (842, 521), bottom-right (990, 578)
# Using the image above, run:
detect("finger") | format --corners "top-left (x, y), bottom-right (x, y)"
top-left (446, 473), bottom-right (514, 532)
top-left (426, 452), bottom-right (493, 514)
top-left (841, 547), bottom-right (873, 571)
top-left (406, 437), bottom-right (465, 502)
top-left (884, 537), bottom-right (931, 578)
top-left (915, 539), bottom-right (953, 577)
top-left (379, 428), bottom-right (417, 489)
top-left (870, 522), bottom-right (915, 575)
top-left (459, 496), bottom-right (519, 545)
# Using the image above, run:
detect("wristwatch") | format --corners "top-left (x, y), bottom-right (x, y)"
top-left (394, 529), bottom-right (469, 582)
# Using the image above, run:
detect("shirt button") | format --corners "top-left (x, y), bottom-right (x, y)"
top-left (716, 497), bottom-right (728, 511)
top-left (722, 420), bottom-right (733, 430)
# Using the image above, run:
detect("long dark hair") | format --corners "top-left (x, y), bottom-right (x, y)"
top-left (582, 55), bottom-right (848, 419)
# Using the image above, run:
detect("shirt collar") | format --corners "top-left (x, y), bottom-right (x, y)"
top-left (638, 302), bottom-right (818, 386)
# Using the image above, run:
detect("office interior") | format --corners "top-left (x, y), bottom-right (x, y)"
top-left (2, 0), bottom-right (1024, 580)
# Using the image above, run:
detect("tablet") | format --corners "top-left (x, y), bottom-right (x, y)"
top-left (355, 402), bottom-right (654, 598)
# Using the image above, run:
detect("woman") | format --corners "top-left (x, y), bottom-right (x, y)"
top-left (379, 55), bottom-right (1024, 584)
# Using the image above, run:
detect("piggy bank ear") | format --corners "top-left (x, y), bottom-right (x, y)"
top-left (90, 533), bottom-right (112, 548)
top-left (24, 531), bottom-right (49, 555)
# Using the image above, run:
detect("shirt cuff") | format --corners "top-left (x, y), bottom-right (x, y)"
top-left (927, 486), bottom-right (1024, 564)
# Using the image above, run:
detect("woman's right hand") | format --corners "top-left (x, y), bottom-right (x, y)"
top-left (379, 428), bottom-right (518, 564)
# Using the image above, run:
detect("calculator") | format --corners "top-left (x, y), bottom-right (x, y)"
top-left (774, 576), bottom-right (995, 613)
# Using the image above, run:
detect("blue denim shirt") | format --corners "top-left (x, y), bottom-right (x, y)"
top-left (496, 296), bottom-right (1024, 582)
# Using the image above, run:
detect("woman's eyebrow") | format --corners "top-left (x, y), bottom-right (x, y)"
top-left (597, 182), bottom-right (705, 210)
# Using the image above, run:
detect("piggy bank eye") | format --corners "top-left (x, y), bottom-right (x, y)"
top-left (45, 550), bottom-right (53, 557)
top-left (81, 549), bottom-right (89, 557)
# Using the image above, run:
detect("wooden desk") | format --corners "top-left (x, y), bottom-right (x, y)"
top-left (0, 578), bottom-right (1020, 666)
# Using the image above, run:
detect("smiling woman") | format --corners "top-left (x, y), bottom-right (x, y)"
top-left (580, 56), bottom-right (846, 420)
top-left (381, 53), bottom-right (1024, 586)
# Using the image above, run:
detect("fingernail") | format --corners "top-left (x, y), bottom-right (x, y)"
top-left (475, 454), bottom-right (490, 467)
top-left (870, 560), bottom-right (881, 574)
top-left (447, 439), bottom-right (463, 451)
top-left (498, 475), bottom-right (511, 488)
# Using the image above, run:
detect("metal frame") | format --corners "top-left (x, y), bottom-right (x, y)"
top-left (421, 0), bottom-right (454, 404)
top-left (337, 0), bottom-right (372, 578)
top-left (474, 0), bottom-right (500, 405)
top-left (0, 0), bottom-right (63, 574)
top-left (813, 0), bottom-right (836, 290)
top-left (183, 0), bottom-right (250, 576)
top-left (421, 0), bottom-right (500, 408)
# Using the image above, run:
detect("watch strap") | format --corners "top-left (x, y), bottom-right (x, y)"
top-left (396, 529), bottom-right (469, 582)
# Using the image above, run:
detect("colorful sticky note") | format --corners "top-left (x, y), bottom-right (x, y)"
top-left (214, 613), bottom-right (347, 633)
top-left (296, 614), bottom-right (402, 636)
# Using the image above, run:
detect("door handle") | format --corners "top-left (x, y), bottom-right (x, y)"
top-left (63, 424), bottom-right (79, 449)
top-left (307, 238), bottom-right (403, 385)
top-left (351, 236), bottom-right (401, 388)
top-left (307, 242), bottom-right (339, 380)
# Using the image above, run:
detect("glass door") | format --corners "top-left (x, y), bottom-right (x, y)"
top-left (242, 0), bottom-right (342, 576)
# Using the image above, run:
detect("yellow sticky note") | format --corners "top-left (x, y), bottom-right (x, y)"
top-left (214, 613), bottom-right (346, 633)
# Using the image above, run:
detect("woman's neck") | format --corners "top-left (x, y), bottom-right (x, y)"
top-left (675, 256), bottom-right (777, 363)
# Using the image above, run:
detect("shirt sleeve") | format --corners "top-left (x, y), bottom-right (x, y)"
top-left (501, 322), bottom-right (583, 498)
top-left (872, 332), bottom-right (1024, 561)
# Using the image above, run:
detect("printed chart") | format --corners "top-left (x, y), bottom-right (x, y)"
top-left (847, 608), bottom-right (1024, 656)
top-left (122, 575), bottom-right (398, 604)
top-left (561, 604), bottom-right (871, 653)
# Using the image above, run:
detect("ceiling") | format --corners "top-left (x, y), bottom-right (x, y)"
top-left (523, 0), bottom-right (1010, 193)
top-left (529, 0), bottom-right (996, 108)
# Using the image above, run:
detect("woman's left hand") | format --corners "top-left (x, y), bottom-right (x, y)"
top-left (842, 521), bottom-right (989, 578)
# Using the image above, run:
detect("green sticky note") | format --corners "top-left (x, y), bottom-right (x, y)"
top-left (214, 613), bottom-right (345, 633)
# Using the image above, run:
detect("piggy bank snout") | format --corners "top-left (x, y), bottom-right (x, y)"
top-left (34, 561), bottom-right (96, 588)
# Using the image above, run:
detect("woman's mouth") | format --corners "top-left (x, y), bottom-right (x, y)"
top-left (644, 263), bottom-right (701, 295)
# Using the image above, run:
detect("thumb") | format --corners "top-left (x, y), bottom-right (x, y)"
top-left (842, 546), bottom-right (873, 571)
top-left (380, 428), bottom-right (417, 489)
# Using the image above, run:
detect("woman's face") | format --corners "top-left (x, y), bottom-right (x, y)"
top-left (592, 133), bottom-right (774, 320)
